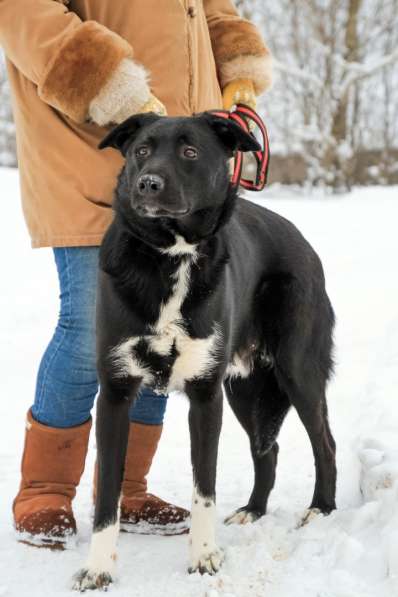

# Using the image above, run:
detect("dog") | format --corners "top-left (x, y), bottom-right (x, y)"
top-left (73, 112), bottom-right (336, 590)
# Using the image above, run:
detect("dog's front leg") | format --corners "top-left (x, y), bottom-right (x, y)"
top-left (73, 379), bottom-right (139, 591)
top-left (187, 385), bottom-right (224, 575)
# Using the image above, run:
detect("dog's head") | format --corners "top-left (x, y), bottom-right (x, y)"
top-left (99, 113), bottom-right (260, 240)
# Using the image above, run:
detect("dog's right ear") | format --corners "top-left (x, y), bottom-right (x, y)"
top-left (98, 112), bottom-right (162, 156)
top-left (201, 112), bottom-right (261, 155)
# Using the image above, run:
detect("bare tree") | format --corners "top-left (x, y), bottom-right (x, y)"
top-left (238, 0), bottom-right (398, 191)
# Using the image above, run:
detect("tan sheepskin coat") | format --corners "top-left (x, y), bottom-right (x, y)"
top-left (0, 0), bottom-right (272, 248)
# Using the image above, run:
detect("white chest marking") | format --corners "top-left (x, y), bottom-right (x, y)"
top-left (110, 238), bottom-right (221, 391)
top-left (110, 337), bottom-right (153, 385)
top-left (159, 234), bottom-right (198, 257)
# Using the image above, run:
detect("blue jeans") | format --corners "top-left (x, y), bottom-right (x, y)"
top-left (31, 247), bottom-right (168, 428)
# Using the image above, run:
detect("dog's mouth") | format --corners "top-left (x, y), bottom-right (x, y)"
top-left (135, 204), bottom-right (190, 219)
top-left (133, 187), bottom-right (190, 219)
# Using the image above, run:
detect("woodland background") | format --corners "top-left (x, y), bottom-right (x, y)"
top-left (1, 0), bottom-right (397, 192)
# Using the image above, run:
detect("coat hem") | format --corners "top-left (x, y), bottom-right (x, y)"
top-left (31, 232), bottom-right (107, 249)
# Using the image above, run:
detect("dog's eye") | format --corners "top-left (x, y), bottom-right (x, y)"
top-left (136, 146), bottom-right (150, 157)
top-left (183, 146), bottom-right (198, 159)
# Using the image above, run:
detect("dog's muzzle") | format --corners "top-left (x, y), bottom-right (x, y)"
top-left (134, 173), bottom-right (189, 218)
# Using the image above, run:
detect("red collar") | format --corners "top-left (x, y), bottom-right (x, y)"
top-left (209, 104), bottom-right (270, 192)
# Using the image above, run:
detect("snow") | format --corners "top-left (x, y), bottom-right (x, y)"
top-left (1, 167), bottom-right (397, 596)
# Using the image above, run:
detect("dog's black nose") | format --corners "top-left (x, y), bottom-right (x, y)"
top-left (137, 174), bottom-right (165, 196)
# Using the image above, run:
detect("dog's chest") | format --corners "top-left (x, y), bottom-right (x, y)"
top-left (110, 251), bottom-right (220, 392)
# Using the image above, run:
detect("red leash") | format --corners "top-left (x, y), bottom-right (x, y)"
top-left (209, 104), bottom-right (270, 192)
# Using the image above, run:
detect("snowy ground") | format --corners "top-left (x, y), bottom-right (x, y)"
top-left (0, 167), bottom-right (397, 597)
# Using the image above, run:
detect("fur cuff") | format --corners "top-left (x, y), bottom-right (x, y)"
top-left (89, 58), bottom-right (151, 126)
top-left (39, 21), bottom-right (132, 123)
top-left (220, 54), bottom-right (273, 96)
top-left (209, 20), bottom-right (272, 95)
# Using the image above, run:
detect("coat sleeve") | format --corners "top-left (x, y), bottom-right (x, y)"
top-left (0, 0), bottom-right (133, 122)
top-left (203, 0), bottom-right (272, 95)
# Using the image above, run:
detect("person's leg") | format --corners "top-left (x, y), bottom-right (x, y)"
top-left (129, 387), bottom-right (168, 426)
top-left (123, 388), bottom-right (167, 496)
top-left (32, 247), bottom-right (99, 427)
top-left (13, 247), bottom-right (99, 546)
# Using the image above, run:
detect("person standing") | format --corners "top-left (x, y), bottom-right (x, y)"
top-left (0, 0), bottom-right (272, 547)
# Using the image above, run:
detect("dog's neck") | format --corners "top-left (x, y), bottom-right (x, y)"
top-left (100, 175), bottom-right (237, 320)
top-left (100, 184), bottom-right (236, 319)
top-left (170, 183), bottom-right (239, 244)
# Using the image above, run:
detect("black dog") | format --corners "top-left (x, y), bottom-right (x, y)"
top-left (73, 112), bottom-right (336, 590)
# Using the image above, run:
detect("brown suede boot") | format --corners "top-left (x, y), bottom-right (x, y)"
top-left (121, 422), bottom-right (190, 535)
top-left (93, 422), bottom-right (190, 535)
top-left (13, 409), bottom-right (91, 549)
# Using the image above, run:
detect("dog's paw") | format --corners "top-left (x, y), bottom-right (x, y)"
top-left (72, 568), bottom-right (113, 592)
top-left (298, 508), bottom-right (322, 528)
top-left (188, 546), bottom-right (224, 575)
top-left (224, 506), bottom-right (262, 526)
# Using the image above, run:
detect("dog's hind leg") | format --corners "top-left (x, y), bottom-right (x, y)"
top-left (186, 383), bottom-right (224, 575)
top-left (73, 378), bottom-right (140, 591)
top-left (258, 271), bottom-right (336, 516)
top-left (224, 365), bottom-right (290, 525)
top-left (278, 371), bottom-right (336, 515)
top-left (274, 310), bottom-right (336, 516)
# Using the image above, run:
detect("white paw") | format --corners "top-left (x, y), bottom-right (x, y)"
top-left (188, 546), bottom-right (224, 575)
top-left (299, 508), bottom-right (322, 528)
top-left (72, 568), bottom-right (113, 592)
top-left (224, 508), bottom-right (261, 526)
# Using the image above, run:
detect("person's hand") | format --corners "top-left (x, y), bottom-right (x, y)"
top-left (222, 78), bottom-right (256, 112)
top-left (112, 93), bottom-right (167, 123)
top-left (139, 94), bottom-right (167, 116)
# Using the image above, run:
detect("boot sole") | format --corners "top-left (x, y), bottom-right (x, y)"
top-left (16, 530), bottom-right (75, 551)
top-left (120, 519), bottom-right (190, 536)
top-left (18, 537), bottom-right (66, 551)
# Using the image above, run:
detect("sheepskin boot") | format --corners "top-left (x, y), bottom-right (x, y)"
top-left (120, 422), bottom-right (190, 535)
top-left (93, 422), bottom-right (190, 535)
top-left (13, 410), bottom-right (91, 549)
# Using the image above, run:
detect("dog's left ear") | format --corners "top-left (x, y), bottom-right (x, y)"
top-left (98, 112), bottom-right (162, 156)
top-left (202, 113), bottom-right (261, 154)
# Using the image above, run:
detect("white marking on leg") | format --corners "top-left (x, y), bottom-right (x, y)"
top-left (86, 521), bottom-right (119, 573)
top-left (72, 520), bottom-right (119, 591)
top-left (224, 509), bottom-right (257, 525)
top-left (189, 486), bottom-right (223, 574)
top-left (299, 508), bottom-right (322, 528)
